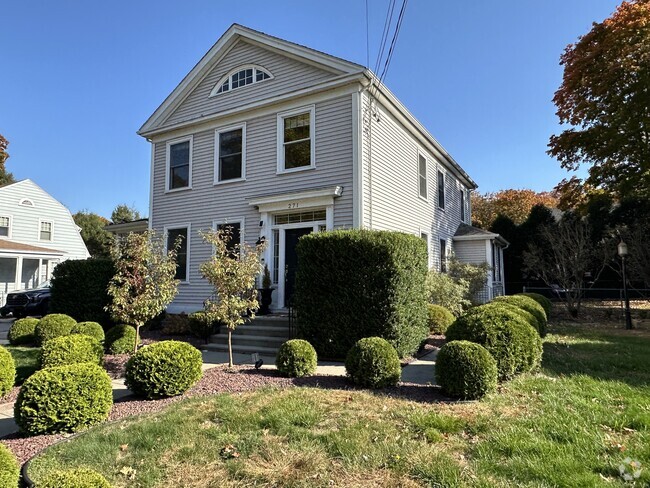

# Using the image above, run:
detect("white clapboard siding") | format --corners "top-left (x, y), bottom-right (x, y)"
top-left (0, 180), bottom-right (89, 260)
top-left (361, 93), bottom-right (470, 268)
top-left (165, 40), bottom-right (337, 127)
top-left (151, 95), bottom-right (354, 312)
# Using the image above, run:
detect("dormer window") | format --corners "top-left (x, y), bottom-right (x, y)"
top-left (211, 65), bottom-right (273, 96)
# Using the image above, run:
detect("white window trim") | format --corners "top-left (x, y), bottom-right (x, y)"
top-left (419, 229), bottom-right (430, 267)
top-left (417, 151), bottom-right (428, 202)
top-left (437, 167), bottom-right (446, 211)
top-left (0, 215), bottom-right (12, 239)
top-left (165, 135), bottom-right (193, 193)
top-left (38, 219), bottom-right (54, 242)
top-left (164, 224), bottom-right (191, 284)
top-left (213, 123), bottom-right (247, 185)
top-left (276, 105), bottom-right (316, 175)
top-left (19, 198), bottom-right (35, 207)
top-left (209, 64), bottom-right (274, 98)
top-left (212, 217), bottom-right (246, 257)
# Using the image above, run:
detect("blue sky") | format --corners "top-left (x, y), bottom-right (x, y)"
top-left (1, 0), bottom-right (621, 218)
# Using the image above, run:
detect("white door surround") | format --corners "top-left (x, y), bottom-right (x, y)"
top-left (249, 186), bottom-right (342, 309)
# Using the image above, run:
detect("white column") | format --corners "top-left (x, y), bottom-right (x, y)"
top-left (326, 205), bottom-right (334, 230)
top-left (15, 256), bottom-right (23, 290)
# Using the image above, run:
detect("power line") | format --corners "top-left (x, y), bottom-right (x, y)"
top-left (374, 0), bottom-right (396, 75)
top-left (365, 0), bottom-right (370, 68)
top-left (378, 0), bottom-right (408, 86)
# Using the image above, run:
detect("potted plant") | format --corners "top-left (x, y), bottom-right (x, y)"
top-left (258, 264), bottom-right (274, 315)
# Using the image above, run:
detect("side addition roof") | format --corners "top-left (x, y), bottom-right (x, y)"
top-left (454, 223), bottom-right (509, 246)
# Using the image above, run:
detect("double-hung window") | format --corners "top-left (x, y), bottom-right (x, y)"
top-left (460, 188), bottom-right (466, 222)
top-left (216, 221), bottom-right (242, 257)
top-left (0, 216), bottom-right (10, 237)
top-left (167, 137), bottom-right (192, 191)
top-left (278, 106), bottom-right (315, 172)
top-left (40, 221), bottom-right (53, 241)
top-left (166, 227), bottom-right (189, 282)
top-left (437, 170), bottom-right (445, 209)
top-left (215, 125), bottom-right (245, 183)
top-left (439, 239), bottom-right (447, 273)
top-left (418, 154), bottom-right (428, 200)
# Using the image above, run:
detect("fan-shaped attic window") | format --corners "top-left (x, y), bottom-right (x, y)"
top-left (210, 65), bottom-right (273, 97)
top-left (19, 198), bottom-right (34, 207)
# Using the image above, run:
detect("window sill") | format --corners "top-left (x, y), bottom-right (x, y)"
top-left (165, 186), bottom-right (193, 194)
top-left (178, 280), bottom-right (190, 285)
top-left (276, 165), bottom-right (316, 176)
top-left (213, 178), bottom-right (246, 186)
top-left (418, 195), bottom-right (429, 204)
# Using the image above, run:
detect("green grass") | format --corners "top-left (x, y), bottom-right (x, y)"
top-left (26, 323), bottom-right (650, 487)
top-left (6, 346), bottom-right (40, 384)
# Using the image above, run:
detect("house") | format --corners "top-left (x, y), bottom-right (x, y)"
top-left (0, 179), bottom-right (90, 305)
top-left (104, 218), bottom-right (149, 239)
top-left (139, 24), bottom-right (507, 313)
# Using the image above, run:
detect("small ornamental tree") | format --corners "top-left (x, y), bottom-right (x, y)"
top-left (106, 231), bottom-right (179, 353)
top-left (199, 227), bottom-right (265, 368)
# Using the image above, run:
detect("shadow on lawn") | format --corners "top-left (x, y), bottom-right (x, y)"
top-left (239, 368), bottom-right (452, 405)
top-left (542, 328), bottom-right (650, 387)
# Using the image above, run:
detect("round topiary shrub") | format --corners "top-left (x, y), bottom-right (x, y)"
top-left (35, 313), bottom-right (76, 345)
top-left (39, 468), bottom-right (111, 488)
top-left (8, 317), bottom-right (39, 345)
top-left (105, 324), bottom-right (139, 354)
top-left (446, 306), bottom-right (542, 380)
top-left (436, 340), bottom-right (498, 400)
top-left (125, 341), bottom-right (203, 399)
top-left (15, 363), bottom-right (112, 435)
top-left (0, 444), bottom-right (19, 488)
top-left (483, 302), bottom-right (543, 337)
top-left (493, 295), bottom-right (547, 337)
top-left (345, 337), bottom-right (401, 388)
top-left (276, 339), bottom-right (318, 377)
top-left (71, 321), bottom-right (105, 343)
top-left (0, 346), bottom-right (16, 398)
top-left (427, 304), bottom-right (455, 335)
top-left (518, 292), bottom-right (552, 317)
top-left (39, 335), bottom-right (104, 369)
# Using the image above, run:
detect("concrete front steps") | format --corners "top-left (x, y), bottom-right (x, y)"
top-left (204, 315), bottom-right (291, 356)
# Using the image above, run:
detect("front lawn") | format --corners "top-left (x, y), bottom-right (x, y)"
top-left (26, 323), bottom-right (650, 487)
top-left (6, 347), bottom-right (40, 385)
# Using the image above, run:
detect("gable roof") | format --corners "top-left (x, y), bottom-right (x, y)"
top-left (139, 24), bottom-right (365, 135)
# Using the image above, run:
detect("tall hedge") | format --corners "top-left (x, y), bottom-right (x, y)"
top-left (50, 258), bottom-right (115, 325)
top-left (295, 230), bottom-right (428, 359)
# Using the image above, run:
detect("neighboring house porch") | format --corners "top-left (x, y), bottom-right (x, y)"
top-left (0, 239), bottom-right (63, 306)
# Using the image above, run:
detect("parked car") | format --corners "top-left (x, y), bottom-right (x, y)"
top-left (0, 280), bottom-right (51, 318)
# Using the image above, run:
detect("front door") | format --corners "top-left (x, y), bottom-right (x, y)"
top-left (283, 227), bottom-right (313, 307)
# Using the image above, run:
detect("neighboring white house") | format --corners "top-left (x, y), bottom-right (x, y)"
top-left (139, 24), bottom-right (508, 313)
top-left (0, 179), bottom-right (90, 305)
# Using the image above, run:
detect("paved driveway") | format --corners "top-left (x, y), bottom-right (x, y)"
top-left (0, 318), bottom-right (13, 344)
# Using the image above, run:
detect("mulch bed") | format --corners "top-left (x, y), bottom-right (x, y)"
top-left (0, 386), bottom-right (20, 405)
top-left (2, 365), bottom-right (448, 465)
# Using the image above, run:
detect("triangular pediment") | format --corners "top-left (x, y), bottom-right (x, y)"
top-left (139, 24), bottom-right (365, 135)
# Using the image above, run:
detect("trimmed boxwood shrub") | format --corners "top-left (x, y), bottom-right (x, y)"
top-left (427, 304), bottom-right (455, 335)
top-left (105, 324), bottom-right (139, 354)
top-left (483, 302), bottom-right (544, 337)
top-left (39, 335), bottom-right (104, 368)
top-left (446, 306), bottom-right (542, 380)
top-left (15, 363), bottom-right (112, 435)
top-left (8, 317), bottom-right (39, 345)
top-left (519, 292), bottom-right (553, 317)
top-left (0, 444), bottom-right (19, 488)
top-left (35, 313), bottom-right (76, 345)
top-left (295, 230), bottom-right (428, 359)
top-left (50, 258), bottom-right (115, 325)
top-left (39, 468), bottom-right (111, 488)
top-left (71, 321), bottom-right (106, 343)
top-left (125, 341), bottom-right (203, 399)
top-left (435, 340), bottom-right (497, 400)
top-left (188, 311), bottom-right (218, 341)
top-left (0, 346), bottom-right (16, 397)
top-left (345, 337), bottom-right (401, 388)
top-left (493, 295), bottom-right (547, 337)
top-left (276, 339), bottom-right (318, 377)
